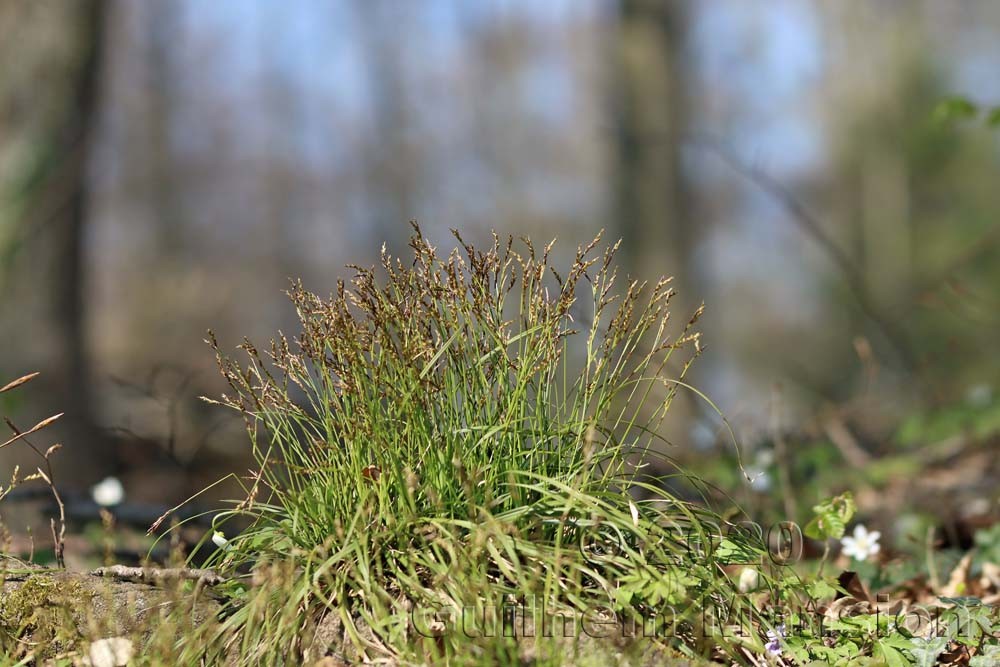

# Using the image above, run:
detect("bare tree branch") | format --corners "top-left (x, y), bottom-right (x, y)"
top-left (695, 136), bottom-right (920, 373)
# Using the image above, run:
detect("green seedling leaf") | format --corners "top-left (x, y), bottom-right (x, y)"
top-left (874, 640), bottom-right (909, 667)
top-left (804, 492), bottom-right (856, 541)
top-left (939, 596), bottom-right (983, 607)
top-left (908, 637), bottom-right (949, 667)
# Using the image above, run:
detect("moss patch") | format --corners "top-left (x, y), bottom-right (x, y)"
top-left (0, 558), bottom-right (222, 661)
top-left (0, 573), bottom-right (89, 658)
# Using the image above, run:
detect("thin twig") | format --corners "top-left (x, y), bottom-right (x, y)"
top-left (769, 386), bottom-right (798, 523)
top-left (821, 416), bottom-right (872, 468)
top-left (926, 525), bottom-right (940, 592)
top-left (695, 136), bottom-right (920, 372)
top-left (90, 565), bottom-right (225, 586)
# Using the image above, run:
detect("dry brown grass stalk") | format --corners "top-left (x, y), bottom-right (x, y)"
top-left (0, 373), bottom-right (68, 566)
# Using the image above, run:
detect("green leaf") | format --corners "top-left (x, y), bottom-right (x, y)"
top-left (613, 586), bottom-right (634, 607)
top-left (716, 536), bottom-right (762, 565)
top-left (807, 577), bottom-right (839, 600)
top-left (874, 641), bottom-right (908, 667)
top-left (970, 645), bottom-right (1000, 667)
top-left (804, 492), bottom-right (856, 540)
top-left (987, 107), bottom-right (1000, 127)
top-left (933, 96), bottom-right (978, 125)
top-left (939, 596), bottom-right (983, 607)
top-left (907, 637), bottom-right (949, 667)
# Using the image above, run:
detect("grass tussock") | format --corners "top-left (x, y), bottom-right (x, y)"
top-left (177, 226), bottom-right (763, 664)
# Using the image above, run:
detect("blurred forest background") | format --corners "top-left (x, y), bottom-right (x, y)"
top-left (2, 1), bottom-right (999, 545)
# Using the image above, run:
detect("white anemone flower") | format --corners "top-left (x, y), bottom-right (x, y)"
top-left (841, 524), bottom-right (881, 561)
top-left (90, 476), bottom-right (125, 507)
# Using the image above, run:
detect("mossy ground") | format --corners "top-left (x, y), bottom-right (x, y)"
top-left (0, 557), bottom-right (220, 664)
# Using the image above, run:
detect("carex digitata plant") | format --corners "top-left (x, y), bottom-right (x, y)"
top-left (196, 226), bottom-right (763, 664)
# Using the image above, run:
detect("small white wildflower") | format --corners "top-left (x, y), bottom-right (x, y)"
top-left (738, 567), bottom-right (760, 593)
top-left (765, 623), bottom-right (786, 655)
top-left (90, 476), bottom-right (125, 507)
top-left (841, 524), bottom-right (881, 561)
top-left (212, 530), bottom-right (234, 552)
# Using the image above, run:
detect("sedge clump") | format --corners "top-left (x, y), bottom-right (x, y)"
top-left (196, 226), bottom-right (755, 663)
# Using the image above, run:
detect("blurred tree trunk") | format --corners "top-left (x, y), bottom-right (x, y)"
top-left (144, 0), bottom-right (184, 257)
top-left (612, 0), bottom-right (696, 311)
top-left (46, 0), bottom-right (110, 475)
top-left (611, 0), bottom-right (699, 453)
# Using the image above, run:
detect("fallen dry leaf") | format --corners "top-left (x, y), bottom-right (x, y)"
top-left (940, 551), bottom-right (974, 598)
